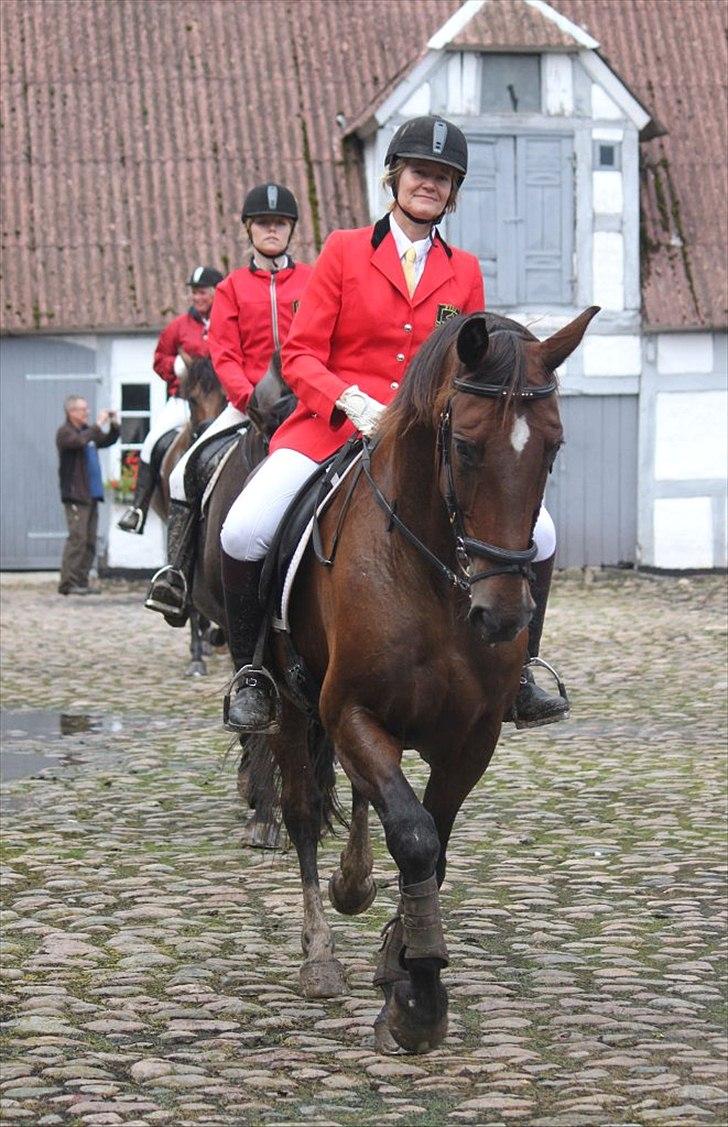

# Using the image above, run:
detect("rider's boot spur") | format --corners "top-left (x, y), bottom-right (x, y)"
top-left (509, 553), bottom-right (570, 729)
top-left (221, 552), bottom-right (279, 735)
top-left (144, 499), bottom-right (197, 627)
top-left (117, 459), bottom-right (155, 534)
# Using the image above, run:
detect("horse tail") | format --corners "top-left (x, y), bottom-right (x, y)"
top-left (306, 717), bottom-right (347, 838)
top-left (242, 719), bottom-right (347, 842)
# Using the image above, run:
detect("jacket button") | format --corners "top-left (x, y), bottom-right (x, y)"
top-left (396, 353), bottom-right (405, 362)
top-left (390, 381), bottom-right (399, 390)
top-left (403, 323), bottom-right (413, 332)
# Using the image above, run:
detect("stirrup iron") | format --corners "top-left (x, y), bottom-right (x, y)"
top-left (527, 656), bottom-right (569, 706)
top-left (144, 565), bottom-right (189, 613)
top-left (223, 664), bottom-right (281, 735)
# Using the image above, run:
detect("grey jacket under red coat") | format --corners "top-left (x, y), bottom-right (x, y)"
top-left (56, 420), bottom-right (120, 503)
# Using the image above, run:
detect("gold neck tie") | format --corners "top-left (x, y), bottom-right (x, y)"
top-left (401, 246), bottom-right (417, 297)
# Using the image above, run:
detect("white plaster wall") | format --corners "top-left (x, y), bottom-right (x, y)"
top-left (400, 83), bottom-right (431, 117)
top-left (592, 231), bottom-right (625, 310)
top-left (655, 390), bottom-right (728, 481)
top-left (653, 497), bottom-right (714, 569)
top-left (657, 333), bottom-right (715, 374)
top-left (583, 334), bottom-right (641, 376)
top-left (593, 171), bottom-right (623, 214)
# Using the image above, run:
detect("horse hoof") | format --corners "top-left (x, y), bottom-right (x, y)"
top-left (185, 660), bottom-right (207, 677)
top-left (387, 980), bottom-right (448, 1054)
top-left (240, 817), bottom-right (281, 851)
top-left (374, 1003), bottom-right (403, 1055)
top-left (299, 957), bottom-right (347, 999)
top-left (328, 869), bottom-right (377, 916)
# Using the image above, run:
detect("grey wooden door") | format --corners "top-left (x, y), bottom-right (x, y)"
top-left (446, 133), bottom-right (573, 306)
top-left (0, 338), bottom-right (99, 569)
top-left (545, 395), bottom-right (638, 569)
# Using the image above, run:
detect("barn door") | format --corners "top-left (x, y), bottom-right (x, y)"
top-left (0, 339), bottom-right (99, 569)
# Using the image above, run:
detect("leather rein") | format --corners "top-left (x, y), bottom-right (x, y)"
top-left (360, 374), bottom-right (558, 593)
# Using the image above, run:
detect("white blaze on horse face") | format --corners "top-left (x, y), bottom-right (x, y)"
top-left (510, 414), bottom-right (531, 456)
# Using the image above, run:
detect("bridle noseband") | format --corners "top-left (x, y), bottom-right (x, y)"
top-left (361, 372), bottom-right (558, 593)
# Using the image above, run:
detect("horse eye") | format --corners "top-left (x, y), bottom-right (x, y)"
top-left (454, 436), bottom-right (479, 468)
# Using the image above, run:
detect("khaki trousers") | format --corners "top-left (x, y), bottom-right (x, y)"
top-left (59, 501), bottom-right (99, 591)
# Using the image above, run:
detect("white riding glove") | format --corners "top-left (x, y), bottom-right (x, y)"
top-left (173, 354), bottom-right (188, 378)
top-left (335, 385), bottom-right (386, 438)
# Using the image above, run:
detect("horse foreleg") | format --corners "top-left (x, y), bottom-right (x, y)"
top-left (422, 743), bottom-right (496, 886)
top-left (328, 786), bottom-right (377, 915)
top-left (185, 610), bottom-right (207, 677)
top-left (331, 707), bottom-right (447, 1053)
top-left (273, 714), bottom-right (346, 999)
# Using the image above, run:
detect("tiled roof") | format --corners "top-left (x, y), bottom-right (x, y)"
top-left (0, 0), bottom-right (725, 333)
top-left (452, 0), bottom-right (582, 50)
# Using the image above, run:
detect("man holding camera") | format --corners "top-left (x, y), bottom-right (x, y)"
top-left (56, 395), bottom-right (120, 595)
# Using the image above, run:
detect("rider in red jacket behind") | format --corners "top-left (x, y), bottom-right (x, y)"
top-left (144, 184), bottom-right (313, 625)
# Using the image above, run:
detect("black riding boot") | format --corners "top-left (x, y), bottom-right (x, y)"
top-left (509, 554), bottom-right (569, 729)
top-left (144, 500), bottom-right (197, 627)
top-left (221, 552), bottom-right (279, 734)
top-left (117, 460), bottom-right (155, 534)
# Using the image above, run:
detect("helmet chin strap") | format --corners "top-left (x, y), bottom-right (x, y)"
top-left (393, 195), bottom-right (446, 229)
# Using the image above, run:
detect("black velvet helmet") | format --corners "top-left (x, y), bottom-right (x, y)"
top-left (385, 116), bottom-right (468, 185)
top-left (241, 183), bottom-right (299, 222)
top-left (186, 266), bottom-right (224, 288)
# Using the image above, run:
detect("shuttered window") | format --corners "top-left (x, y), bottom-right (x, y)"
top-left (446, 134), bottom-right (574, 306)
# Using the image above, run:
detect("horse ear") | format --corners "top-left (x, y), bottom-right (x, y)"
top-left (457, 314), bottom-right (489, 371)
top-left (539, 306), bottom-right (600, 371)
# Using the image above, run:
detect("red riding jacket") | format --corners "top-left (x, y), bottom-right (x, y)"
top-left (209, 258), bottom-right (314, 413)
top-left (275, 217), bottom-right (485, 462)
top-left (153, 309), bottom-right (211, 397)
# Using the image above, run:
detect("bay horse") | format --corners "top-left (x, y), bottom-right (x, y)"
top-left (250, 307), bottom-right (598, 1053)
top-left (155, 357), bottom-right (228, 676)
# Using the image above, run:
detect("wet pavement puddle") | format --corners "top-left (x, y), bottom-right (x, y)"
top-left (0, 709), bottom-right (124, 785)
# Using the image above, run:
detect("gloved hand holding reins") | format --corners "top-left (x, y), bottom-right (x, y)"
top-left (336, 385), bottom-right (386, 438)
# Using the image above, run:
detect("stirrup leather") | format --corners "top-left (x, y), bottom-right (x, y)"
top-left (223, 665), bottom-right (281, 734)
top-left (144, 565), bottom-right (188, 613)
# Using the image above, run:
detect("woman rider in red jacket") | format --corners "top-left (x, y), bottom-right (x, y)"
top-left (219, 116), bottom-right (569, 735)
top-left (144, 184), bottom-right (313, 623)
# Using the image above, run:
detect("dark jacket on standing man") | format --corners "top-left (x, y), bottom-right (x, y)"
top-left (56, 421), bottom-right (121, 503)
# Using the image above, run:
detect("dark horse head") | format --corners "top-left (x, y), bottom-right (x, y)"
top-left (379, 307), bottom-right (599, 644)
top-left (178, 356), bottom-right (227, 430)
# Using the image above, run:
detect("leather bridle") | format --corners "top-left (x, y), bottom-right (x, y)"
top-left (361, 373), bottom-right (558, 593)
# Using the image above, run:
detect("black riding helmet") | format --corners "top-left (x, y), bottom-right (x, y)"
top-left (241, 183), bottom-right (299, 223)
top-left (385, 116), bottom-right (468, 187)
top-left (186, 265), bottom-right (224, 288)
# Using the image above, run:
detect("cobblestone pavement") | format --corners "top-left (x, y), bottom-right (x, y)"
top-left (1, 572), bottom-right (726, 1127)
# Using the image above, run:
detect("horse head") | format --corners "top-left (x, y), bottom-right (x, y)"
top-left (179, 356), bottom-right (227, 425)
top-left (381, 307), bottom-right (599, 645)
top-left (449, 308), bottom-right (599, 642)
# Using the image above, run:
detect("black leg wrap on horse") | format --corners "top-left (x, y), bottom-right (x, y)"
top-left (400, 874), bottom-right (449, 967)
top-left (144, 500), bottom-right (197, 626)
top-left (222, 554), bottom-right (279, 734)
top-left (373, 912), bottom-right (408, 989)
top-left (117, 460), bottom-right (155, 534)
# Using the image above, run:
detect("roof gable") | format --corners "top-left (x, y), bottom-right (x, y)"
top-left (442, 0), bottom-right (597, 52)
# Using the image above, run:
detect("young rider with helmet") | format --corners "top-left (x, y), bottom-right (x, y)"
top-left (144, 184), bottom-right (313, 625)
top-left (118, 266), bottom-right (224, 535)
top-left (219, 116), bottom-right (569, 736)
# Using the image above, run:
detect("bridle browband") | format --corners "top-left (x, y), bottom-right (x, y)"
top-left (361, 372), bottom-right (558, 593)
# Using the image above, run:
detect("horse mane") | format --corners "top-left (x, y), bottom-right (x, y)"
top-left (183, 355), bottom-right (222, 399)
top-left (379, 312), bottom-right (548, 440)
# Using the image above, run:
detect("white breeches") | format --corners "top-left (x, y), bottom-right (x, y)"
top-left (220, 443), bottom-right (558, 565)
top-left (140, 396), bottom-right (190, 462)
top-left (221, 448), bottom-right (320, 561)
top-left (169, 403), bottom-right (247, 503)
top-left (533, 506), bottom-right (556, 563)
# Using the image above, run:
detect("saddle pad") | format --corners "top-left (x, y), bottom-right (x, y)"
top-left (149, 427), bottom-right (179, 477)
top-left (200, 437), bottom-right (241, 516)
top-left (184, 425), bottom-right (244, 505)
top-left (262, 443), bottom-right (363, 632)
